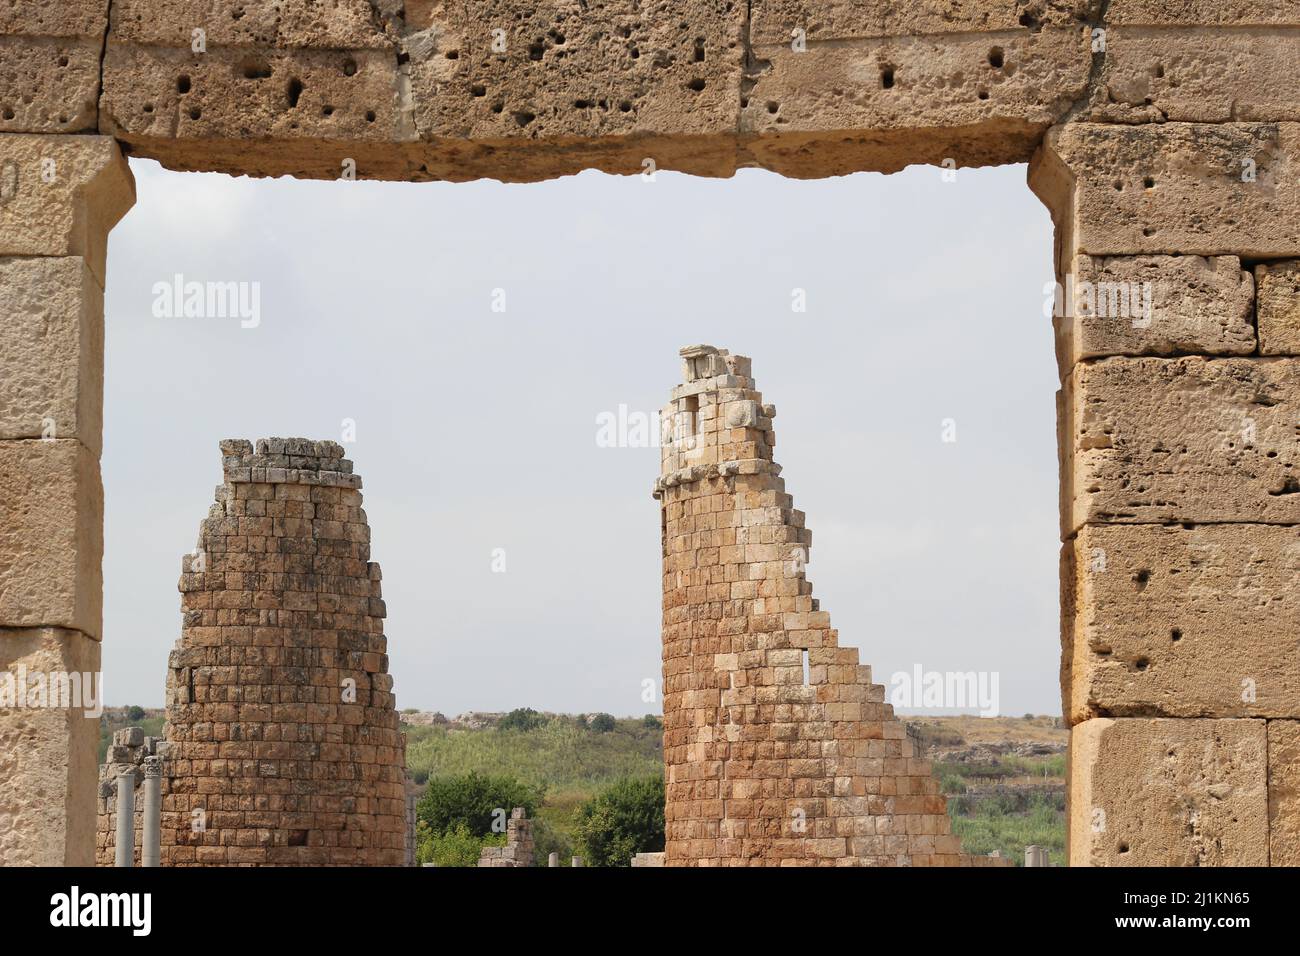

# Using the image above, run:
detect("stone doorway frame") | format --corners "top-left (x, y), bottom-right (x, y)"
top-left (3, 2), bottom-right (1298, 865)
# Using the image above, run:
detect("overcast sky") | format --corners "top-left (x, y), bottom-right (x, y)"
top-left (101, 157), bottom-right (1060, 717)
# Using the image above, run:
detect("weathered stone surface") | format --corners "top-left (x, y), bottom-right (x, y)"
top-left (1061, 357), bottom-right (1300, 533)
top-left (0, 135), bottom-right (136, 287)
top-left (0, 258), bottom-right (102, 454)
top-left (1031, 123), bottom-right (1300, 261)
top-left (741, 29), bottom-right (1091, 177)
top-left (1089, 31), bottom-right (1300, 124)
top-left (101, 44), bottom-right (409, 145)
top-left (0, 441), bottom-right (102, 638)
top-left (1063, 525), bottom-right (1300, 722)
top-left (0, 38), bottom-right (103, 134)
top-left (0, 0), bottom-right (106, 134)
top-left (1054, 255), bottom-right (1254, 369)
top-left (108, 0), bottom-right (393, 47)
top-left (407, 1), bottom-right (746, 143)
top-left (1069, 717), bottom-right (1268, 866)
top-left (1257, 261), bottom-right (1300, 356)
top-left (0, 627), bottom-right (100, 866)
top-left (1268, 720), bottom-right (1300, 865)
top-left (1106, 1), bottom-right (1300, 25)
top-left (749, 0), bottom-right (1101, 42)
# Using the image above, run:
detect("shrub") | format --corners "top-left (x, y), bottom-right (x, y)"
top-left (127, 705), bottom-right (146, 722)
top-left (416, 771), bottom-right (544, 838)
top-left (416, 820), bottom-right (503, 868)
top-left (498, 708), bottom-right (547, 733)
top-left (587, 713), bottom-right (616, 734)
top-left (642, 714), bottom-right (662, 729)
top-left (575, 776), bottom-right (664, 867)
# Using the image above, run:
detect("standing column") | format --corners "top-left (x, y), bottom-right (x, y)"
top-left (0, 134), bottom-right (135, 866)
top-left (141, 757), bottom-right (163, 868)
top-left (1031, 121), bottom-right (1300, 866)
top-left (114, 771), bottom-right (137, 868)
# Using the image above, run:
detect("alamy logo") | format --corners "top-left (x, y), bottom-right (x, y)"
top-left (152, 273), bottom-right (261, 328)
top-left (888, 664), bottom-right (1000, 717)
top-left (49, 887), bottom-right (151, 936)
top-left (595, 405), bottom-right (694, 448)
top-left (0, 666), bottom-right (103, 717)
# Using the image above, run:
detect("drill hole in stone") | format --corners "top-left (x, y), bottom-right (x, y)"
top-left (177, 74), bottom-right (192, 93)
top-left (687, 78), bottom-right (706, 92)
top-left (1143, 176), bottom-right (1156, 189)
top-left (188, 107), bottom-right (202, 121)
top-left (528, 42), bottom-right (545, 61)
top-left (988, 47), bottom-right (1004, 69)
top-left (977, 89), bottom-right (989, 100)
top-left (470, 84), bottom-right (486, 97)
top-left (342, 57), bottom-right (358, 77)
top-left (240, 58), bottom-right (272, 80)
top-left (881, 66), bottom-right (895, 89)
top-left (365, 110), bottom-right (377, 123)
top-left (1133, 569), bottom-right (1151, 591)
top-left (287, 78), bottom-right (304, 108)
top-left (1170, 628), bottom-right (1182, 642)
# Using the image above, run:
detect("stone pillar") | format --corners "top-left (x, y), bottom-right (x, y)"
top-left (141, 757), bottom-right (162, 868)
top-left (548, 852), bottom-right (559, 867)
top-left (0, 133), bottom-right (134, 866)
top-left (114, 771), bottom-right (136, 868)
top-left (1025, 845), bottom-right (1049, 868)
top-left (655, 346), bottom-right (1004, 867)
top-left (1030, 122), bottom-right (1300, 866)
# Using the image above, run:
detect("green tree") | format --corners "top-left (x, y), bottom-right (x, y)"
top-left (127, 705), bottom-right (146, 722)
top-left (416, 771), bottom-right (544, 838)
top-left (498, 707), bottom-right (547, 732)
top-left (642, 714), bottom-right (662, 729)
top-left (416, 820), bottom-right (503, 867)
top-left (588, 712), bottom-right (616, 733)
top-left (575, 776), bottom-right (665, 866)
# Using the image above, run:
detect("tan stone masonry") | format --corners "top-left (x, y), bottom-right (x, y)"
top-left (5, 0), bottom-right (1300, 865)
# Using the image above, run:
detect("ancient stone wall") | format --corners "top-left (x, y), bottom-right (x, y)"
top-left (95, 439), bottom-right (406, 866)
top-left (5, 0), bottom-right (1300, 866)
top-left (477, 808), bottom-right (535, 867)
top-left (655, 346), bottom-right (1006, 866)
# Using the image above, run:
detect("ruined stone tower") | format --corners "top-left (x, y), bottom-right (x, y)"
top-left (655, 346), bottom-right (1001, 867)
top-left (96, 439), bottom-right (405, 865)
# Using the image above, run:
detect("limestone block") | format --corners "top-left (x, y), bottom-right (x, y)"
top-left (0, 38), bottom-right (103, 134)
top-left (1064, 525), bottom-right (1300, 722)
top-left (1257, 261), bottom-right (1300, 355)
top-left (1054, 255), bottom-right (1254, 368)
top-left (0, 135), bottom-right (136, 288)
top-left (1106, 2), bottom-right (1300, 25)
top-left (1068, 717), bottom-right (1268, 866)
top-left (406, 1), bottom-right (747, 143)
top-left (107, 0), bottom-right (394, 48)
top-left (748, 0), bottom-right (1101, 42)
top-left (1061, 357), bottom-right (1300, 533)
top-left (101, 44), bottom-right (408, 146)
top-left (1031, 123), bottom-right (1300, 261)
top-left (0, 257), bottom-right (103, 454)
top-left (1268, 720), bottom-right (1300, 866)
top-left (1090, 30), bottom-right (1300, 124)
top-left (742, 28), bottom-right (1091, 176)
top-left (0, 440), bottom-right (102, 637)
top-left (0, 627), bottom-right (101, 866)
top-left (0, 0), bottom-right (107, 134)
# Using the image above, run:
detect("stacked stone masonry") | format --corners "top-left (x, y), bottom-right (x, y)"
top-left (94, 439), bottom-right (406, 866)
top-left (655, 346), bottom-right (1008, 867)
top-left (477, 808), bottom-right (535, 867)
top-left (6, 1), bottom-right (1300, 866)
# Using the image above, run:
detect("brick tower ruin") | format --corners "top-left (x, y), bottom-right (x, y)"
top-left (655, 346), bottom-right (1002, 867)
top-left (96, 438), bottom-right (405, 865)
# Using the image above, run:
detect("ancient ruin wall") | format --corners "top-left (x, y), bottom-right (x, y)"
top-left (6, 1), bottom-right (1300, 867)
top-left (655, 346), bottom-right (1004, 866)
top-left (95, 439), bottom-right (406, 866)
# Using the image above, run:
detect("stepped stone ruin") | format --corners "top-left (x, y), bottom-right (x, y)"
top-left (6, 0), bottom-right (1300, 866)
top-left (95, 439), bottom-right (406, 866)
top-left (656, 346), bottom-right (1006, 866)
top-left (477, 808), bottom-right (535, 867)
